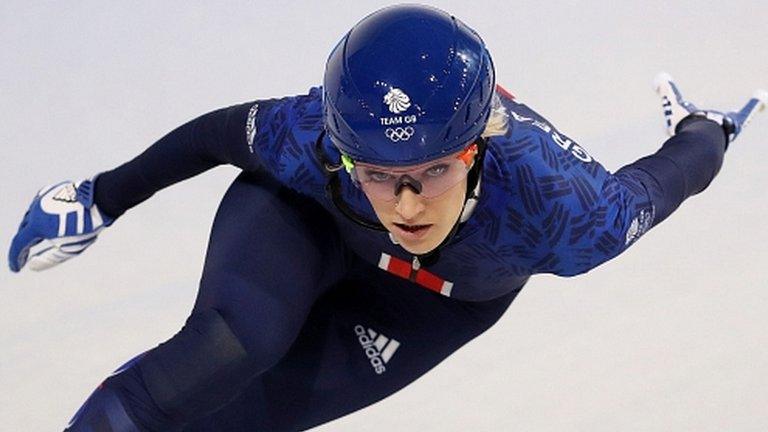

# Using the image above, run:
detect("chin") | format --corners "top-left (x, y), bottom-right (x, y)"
top-left (399, 244), bottom-right (430, 255)
top-left (383, 221), bottom-right (447, 255)
top-left (396, 237), bottom-right (440, 255)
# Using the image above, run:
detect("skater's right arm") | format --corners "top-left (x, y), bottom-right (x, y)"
top-left (8, 90), bottom-right (311, 272)
top-left (94, 98), bottom-right (279, 219)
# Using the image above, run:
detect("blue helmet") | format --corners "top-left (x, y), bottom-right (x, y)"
top-left (323, 4), bottom-right (496, 166)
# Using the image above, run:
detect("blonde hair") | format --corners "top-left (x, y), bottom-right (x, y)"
top-left (480, 93), bottom-right (510, 138)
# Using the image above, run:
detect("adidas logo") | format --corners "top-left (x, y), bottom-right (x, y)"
top-left (354, 325), bottom-right (400, 375)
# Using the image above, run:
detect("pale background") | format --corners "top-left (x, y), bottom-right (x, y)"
top-left (2, 1), bottom-right (767, 431)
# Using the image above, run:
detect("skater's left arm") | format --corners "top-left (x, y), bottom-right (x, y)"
top-left (531, 76), bottom-right (766, 276)
top-left (552, 117), bottom-right (725, 276)
top-left (510, 106), bottom-right (727, 277)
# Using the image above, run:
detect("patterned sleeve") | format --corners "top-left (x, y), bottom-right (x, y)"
top-left (500, 101), bottom-right (656, 277)
top-left (244, 87), bottom-right (331, 198)
top-left (501, 100), bottom-right (725, 277)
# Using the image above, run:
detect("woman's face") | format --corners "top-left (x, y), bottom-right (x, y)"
top-left (362, 149), bottom-right (474, 255)
top-left (367, 179), bottom-right (468, 254)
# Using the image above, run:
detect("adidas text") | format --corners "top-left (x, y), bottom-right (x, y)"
top-left (354, 325), bottom-right (400, 375)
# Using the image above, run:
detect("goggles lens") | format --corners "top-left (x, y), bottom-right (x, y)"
top-left (348, 144), bottom-right (477, 201)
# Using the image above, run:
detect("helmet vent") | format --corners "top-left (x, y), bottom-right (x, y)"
top-left (464, 101), bottom-right (473, 123)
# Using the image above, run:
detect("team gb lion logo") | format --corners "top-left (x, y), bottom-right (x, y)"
top-left (384, 88), bottom-right (411, 114)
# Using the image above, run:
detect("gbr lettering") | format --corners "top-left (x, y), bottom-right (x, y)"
top-left (510, 110), bottom-right (593, 163)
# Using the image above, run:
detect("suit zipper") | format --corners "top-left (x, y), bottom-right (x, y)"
top-left (409, 256), bottom-right (421, 282)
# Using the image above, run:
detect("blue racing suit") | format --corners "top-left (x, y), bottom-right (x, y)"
top-left (67, 85), bottom-right (726, 431)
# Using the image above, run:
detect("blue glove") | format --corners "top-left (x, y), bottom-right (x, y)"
top-left (8, 178), bottom-right (114, 272)
top-left (654, 72), bottom-right (766, 145)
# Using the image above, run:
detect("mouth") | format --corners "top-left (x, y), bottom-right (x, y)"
top-left (392, 222), bottom-right (433, 240)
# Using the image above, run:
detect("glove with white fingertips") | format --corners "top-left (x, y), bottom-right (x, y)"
top-left (8, 177), bottom-right (114, 272)
top-left (654, 72), bottom-right (767, 147)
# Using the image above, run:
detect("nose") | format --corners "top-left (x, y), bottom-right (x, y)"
top-left (394, 187), bottom-right (425, 221)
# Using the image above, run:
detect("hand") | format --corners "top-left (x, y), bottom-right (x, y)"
top-left (654, 72), bottom-right (767, 144)
top-left (8, 178), bottom-right (114, 272)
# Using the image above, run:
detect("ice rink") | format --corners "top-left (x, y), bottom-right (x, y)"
top-left (2, 1), bottom-right (767, 430)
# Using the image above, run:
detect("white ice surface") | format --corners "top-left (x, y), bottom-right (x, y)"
top-left (1, 1), bottom-right (767, 431)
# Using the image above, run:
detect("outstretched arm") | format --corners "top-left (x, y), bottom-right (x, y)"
top-left (8, 90), bottom-right (307, 272)
top-left (615, 115), bottom-right (725, 234)
top-left (94, 100), bottom-right (267, 219)
top-left (508, 76), bottom-right (765, 276)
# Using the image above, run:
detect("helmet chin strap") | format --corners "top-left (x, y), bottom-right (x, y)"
top-left (315, 131), bottom-right (487, 266)
top-left (315, 130), bottom-right (387, 231)
top-left (460, 177), bottom-right (481, 223)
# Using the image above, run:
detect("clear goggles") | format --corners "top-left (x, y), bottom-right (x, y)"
top-left (343, 143), bottom-right (478, 201)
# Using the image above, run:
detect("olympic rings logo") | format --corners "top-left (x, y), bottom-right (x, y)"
top-left (385, 126), bottom-right (415, 142)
